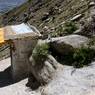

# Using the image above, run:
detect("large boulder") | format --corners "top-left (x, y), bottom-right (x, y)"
top-left (50, 35), bottom-right (89, 55)
top-left (29, 40), bottom-right (62, 85)
top-left (42, 61), bottom-right (95, 95)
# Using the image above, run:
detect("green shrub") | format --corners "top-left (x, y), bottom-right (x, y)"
top-left (88, 37), bottom-right (95, 47)
top-left (51, 21), bottom-right (78, 37)
top-left (73, 47), bottom-right (95, 68)
top-left (28, 0), bottom-right (32, 2)
top-left (32, 43), bottom-right (49, 62)
top-left (51, 25), bottom-right (64, 37)
top-left (57, 46), bottom-right (95, 68)
top-left (64, 21), bottom-right (78, 34)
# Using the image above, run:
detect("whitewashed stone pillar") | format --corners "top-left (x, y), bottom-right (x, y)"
top-left (11, 37), bottom-right (38, 81)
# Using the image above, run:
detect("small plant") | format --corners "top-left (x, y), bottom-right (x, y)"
top-left (73, 47), bottom-right (95, 68)
top-left (57, 25), bottom-right (64, 35)
top-left (51, 21), bottom-right (78, 37)
top-left (28, 0), bottom-right (32, 2)
top-left (88, 37), bottom-right (95, 47)
top-left (56, 46), bottom-right (95, 68)
top-left (64, 21), bottom-right (78, 34)
top-left (32, 43), bottom-right (49, 62)
top-left (51, 25), bottom-right (64, 37)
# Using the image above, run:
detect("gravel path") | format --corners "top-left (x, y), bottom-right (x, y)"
top-left (0, 58), bottom-right (40, 95)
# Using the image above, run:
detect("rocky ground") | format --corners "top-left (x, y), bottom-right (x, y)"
top-left (0, 35), bottom-right (95, 95)
top-left (0, 0), bottom-right (95, 95)
top-left (1, 52), bottom-right (95, 95)
top-left (0, 0), bottom-right (95, 60)
top-left (28, 34), bottom-right (95, 95)
top-left (2, 0), bottom-right (94, 31)
top-left (0, 58), bottom-right (40, 95)
top-left (42, 62), bottom-right (95, 95)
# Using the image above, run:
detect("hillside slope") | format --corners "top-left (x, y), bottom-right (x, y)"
top-left (2, 0), bottom-right (94, 31)
top-left (0, 0), bottom-right (95, 60)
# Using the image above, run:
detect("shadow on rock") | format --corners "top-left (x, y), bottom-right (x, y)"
top-left (26, 73), bottom-right (41, 90)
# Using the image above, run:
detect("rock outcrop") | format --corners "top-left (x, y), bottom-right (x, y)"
top-left (29, 40), bottom-right (61, 85)
top-left (1, 0), bottom-right (93, 31)
top-left (42, 61), bottom-right (95, 95)
top-left (0, 0), bottom-right (95, 95)
top-left (74, 15), bottom-right (95, 37)
top-left (50, 35), bottom-right (89, 55)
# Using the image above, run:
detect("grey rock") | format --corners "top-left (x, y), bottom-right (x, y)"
top-left (74, 29), bottom-right (82, 34)
top-left (89, 2), bottom-right (95, 6)
top-left (70, 14), bottom-right (82, 21)
top-left (77, 15), bottom-right (95, 37)
top-left (50, 35), bottom-right (89, 55)
top-left (29, 54), bottom-right (60, 84)
top-left (42, 61), bottom-right (95, 95)
top-left (29, 40), bottom-right (61, 84)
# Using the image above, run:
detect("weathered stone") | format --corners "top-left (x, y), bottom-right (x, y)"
top-left (42, 61), bottom-right (95, 95)
top-left (11, 37), bottom-right (38, 81)
top-left (89, 2), bottom-right (95, 7)
top-left (75, 15), bottom-right (95, 37)
top-left (29, 54), bottom-right (60, 84)
top-left (70, 14), bottom-right (82, 21)
top-left (74, 29), bottom-right (82, 34)
top-left (50, 35), bottom-right (89, 55)
top-left (29, 40), bottom-right (60, 85)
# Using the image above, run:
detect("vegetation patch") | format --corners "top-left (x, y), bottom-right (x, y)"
top-left (51, 21), bottom-right (78, 37)
top-left (52, 46), bottom-right (95, 68)
top-left (32, 43), bottom-right (49, 62)
top-left (64, 21), bottom-right (78, 34)
top-left (73, 47), bottom-right (95, 68)
top-left (88, 37), bottom-right (95, 46)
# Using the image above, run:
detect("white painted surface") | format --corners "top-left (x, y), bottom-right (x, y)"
top-left (11, 23), bottom-right (33, 34)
